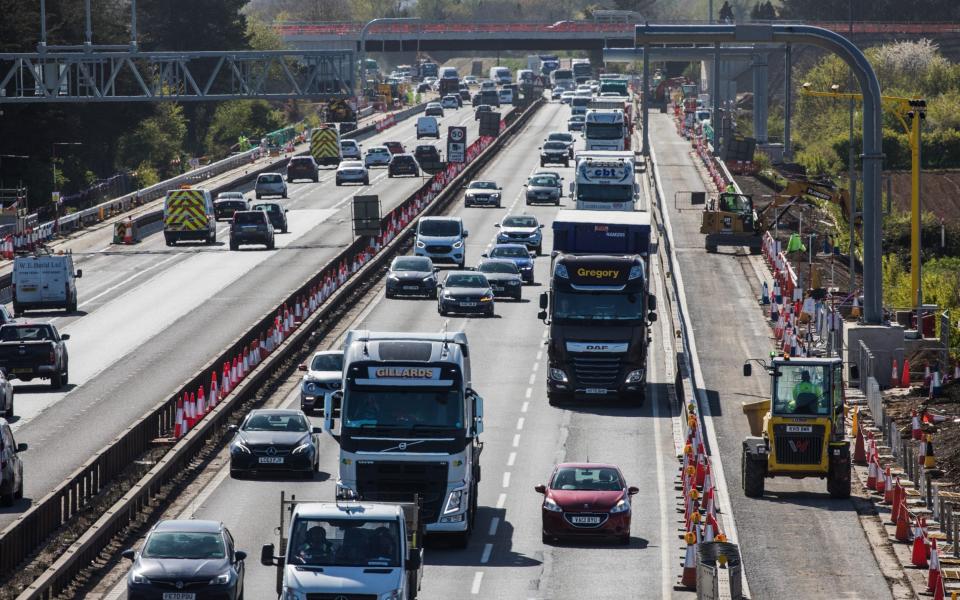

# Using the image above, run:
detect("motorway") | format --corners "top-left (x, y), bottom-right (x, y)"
top-left (650, 112), bottom-right (891, 598)
top-left (0, 101), bottom-right (489, 528)
top-left (98, 101), bottom-right (689, 599)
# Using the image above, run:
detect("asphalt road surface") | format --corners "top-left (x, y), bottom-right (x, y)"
top-left (650, 112), bottom-right (890, 599)
top-left (0, 102), bottom-right (490, 528)
top-left (101, 101), bottom-right (689, 599)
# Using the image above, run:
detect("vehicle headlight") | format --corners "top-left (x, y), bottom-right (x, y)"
top-left (628, 265), bottom-right (643, 280)
top-left (130, 572), bottom-right (150, 585)
top-left (491, 193), bottom-right (500, 199)
top-left (554, 264), bottom-right (569, 279)
top-left (520, 264), bottom-right (533, 270)
top-left (387, 273), bottom-right (399, 281)
top-left (452, 240), bottom-right (464, 249)
top-left (610, 498), bottom-right (631, 514)
top-left (209, 571), bottom-right (231, 585)
top-left (480, 294), bottom-right (494, 302)
top-left (416, 240), bottom-right (426, 248)
top-left (625, 370), bottom-right (645, 384)
top-left (543, 497), bottom-right (563, 513)
top-left (232, 440), bottom-right (251, 454)
top-left (444, 488), bottom-right (464, 514)
top-left (283, 588), bottom-right (305, 600)
top-left (507, 280), bottom-right (520, 286)
top-left (292, 440), bottom-right (314, 454)
top-left (549, 368), bottom-right (568, 383)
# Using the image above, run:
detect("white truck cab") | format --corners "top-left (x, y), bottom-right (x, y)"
top-left (12, 250), bottom-right (82, 316)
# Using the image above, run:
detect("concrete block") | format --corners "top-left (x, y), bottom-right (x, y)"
top-left (845, 323), bottom-right (906, 388)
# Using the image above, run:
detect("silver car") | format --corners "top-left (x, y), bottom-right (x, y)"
top-left (524, 173), bottom-right (561, 206)
top-left (364, 146), bottom-right (392, 168)
top-left (299, 350), bottom-right (343, 414)
top-left (495, 214), bottom-right (544, 255)
top-left (335, 161), bottom-right (370, 186)
top-left (254, 173), bottom-right (287, 199)
top-left (464, 180), bottom-right (503, 208)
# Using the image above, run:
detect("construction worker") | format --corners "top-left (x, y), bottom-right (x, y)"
top-left (790, 370), bottom-right (823, 414)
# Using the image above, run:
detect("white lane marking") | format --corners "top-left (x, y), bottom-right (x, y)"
top-left (531, 362), bottom-right (539, 372)
top-left (512, 434), bottom-right (520, 447)
top-left (525, 388), bottom-right (533, 399)
top-left (651, 255), bottom-right (674, 599)
top-left (488, 517), bottom-right (500, 536)
top-left (521, 400), bottom-right (529, 412)
top-left (507, 451), bottom-right (516, 466)
top-left (471, 572), bottom-right (484, 594)
top-left (536, 350), bottom-right (543, 361)
top-left (81, 253), bottom-right (180, 307)
top-left (528, 373), bottom-right (536, 385)
top-left (496, 493), bottom-right (507, 509)
top-left (516, 417), bottom-right (525, 430)
top-left (502, 472), bottom-right (511, 488)
top-left (542, 328), bottom-right (548, 338)
top-left (480, 543), bottom-right (493, 564)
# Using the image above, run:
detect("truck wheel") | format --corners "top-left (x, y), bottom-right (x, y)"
top-left (827, 447), bottom-right (851, 499)
top-left (449, 525), bottom-right (471, 549)
top-left (4, 391), bottom-right (12, 419)
top-left (706, 244), bottom-right (718, 253)
top-left (51, 370), bottom-right (64, 390)
top-left (742, 445), bottom-right (766, 498)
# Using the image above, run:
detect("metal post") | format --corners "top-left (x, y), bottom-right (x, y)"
top-left (849, 99), bottom-right (856, 296)
top-left (709, 0), bottom-right (714, 24)
top-left (642, 46), bottom-right (650, 156)
top-left (130, 0), bottom-right (138, 51)
top-left (712, 43), bottom-right (721, 151)
top-left (784, 44), bottom-right (792, 161)
top-left (85, 0), bottom-right (93, 47)
top-left (39, 0), bottom-right (48, 51)
top-left (752, 52), bottom-right (769, 144)
top-left (359, 18), bottom-right (420, 99)
top-left (911, 113), bottom-right (922, 307)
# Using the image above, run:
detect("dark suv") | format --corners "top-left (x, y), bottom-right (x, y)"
top-left (251, 201), bottom-right (289, 234)
top-left (286, 156), bottom-right (319, 182)
top-left (414, 145), bottom-right (442, 165)
top-left (229, 211), bottom-right (275, 250)
top-left (388, 154), bottom-right (421, 177)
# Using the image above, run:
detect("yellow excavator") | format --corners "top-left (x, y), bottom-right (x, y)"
top-left (762, 176), bottom-right (856, 228)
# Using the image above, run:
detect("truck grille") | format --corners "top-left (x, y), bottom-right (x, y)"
top-left (357, 461), bottom-right (448, 524)
top-left (772, 424), bottom-right (825, 465)
top-left (426, 245), bottom-right (452, 254)
top-left (571, 352), bottom-right (624, 388)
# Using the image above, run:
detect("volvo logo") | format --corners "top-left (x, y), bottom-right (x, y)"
top-left (266, 447), bottom-right (277, 456)
top-left (175, 581), bottom-right (184, 589)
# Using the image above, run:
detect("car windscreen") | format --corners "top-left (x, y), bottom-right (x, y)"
top-left (479, 262), bottom-right (519, 274)
top-left (288, 518), bottom-right (400, 568)
top-left (503, 216), bottom-right (537, 227)
top-left (392, 257), bottom-right (432, 272)
top-left (310, 353), bottom-right (344, 372)
top-left (242, 412), bottom-right (309, 432)
top-left (445, 274), bottom-right (488, 288)
top-left (571, 98), bottom-right (590, 107)
top-left (548, 133), bottom-right (573, 143)
top-left (543, 143), bottom-right (567, 151)
top-left (551, 467), bottom-right (623, 491)
top-left (142, 531), bottom-right (226, 559)
top-left (469, 181), bottom-right (497, 190)
top-left (491, 246), bottom-right (529, 258)
top-left (529, 176), bottom-right (557, 187)
top-left (419, 220), bottom-right (460, 236)
top-left (233, 212), bottom-right (263, 225)
top-left (259, 174), bottom-right (282, 183)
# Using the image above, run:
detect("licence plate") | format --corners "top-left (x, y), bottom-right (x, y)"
top-left (403, 286), bottom-right (419, 291)
top-left (12, 368), bottom-right (32, 374)
top-left (786, 425), bottom-right (813, 433)
top-left (22, 286), bottom-right (37, 292)
top-left (258, 457), bottom-right (284, 464)
top-left (585, 388), bottom-right (608, 395)
top-left (242, 226), bottom-right (257, 230)
top-left (571, 515), bottom-right (602, 524)
top-left (459, 302), bottom-right (477, 307)
top-left (162, 594), bottom-right (195, 600)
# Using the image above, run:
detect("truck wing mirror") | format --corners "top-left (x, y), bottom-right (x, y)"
top-left (648, 294), bottom-right (656, 312)
top-left (539, 292), bottom-right (548, 310)
top-left (260, 543), bottom-right (276, 566)
top-left (75, 269), bottom-right (83, 278)
top-left (406, 550), bottom-right (422, 570)
top-left (60, 334), bottom-right (70, 341)
top-left (742, 363), bottom-right (752, 377)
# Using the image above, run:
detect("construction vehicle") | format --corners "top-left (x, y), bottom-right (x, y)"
top-left (310, 125), bottom-right (341, 168)
top-left (699, 191), bottom-right (762, 253)
top-left (741, 356), bottom-right (850, 499)
top-left (261, 492), bottom-right (424, 599)
top-left (774, 176), bottom-right (855, 224)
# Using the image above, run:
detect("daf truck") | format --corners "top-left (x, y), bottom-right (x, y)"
top-left (539, 210), bottom-right (656, 405)
top-left (327, 331), bottom-right (484, 547)
top-left (570, 151), bottom-right (639, 211)
top-left (261, 492), bottom-right (424, 599)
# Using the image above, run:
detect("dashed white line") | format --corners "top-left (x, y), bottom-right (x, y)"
top-left (480, 543), bottom-right (493, 564)
top-left (512, 434), bottom-right (521, 447)
top-left (528, 373), bottom-right (536, 385)
top-left (507, 451), bottom-right (517, 466)
top-left (471, 572), bottom-right (484, 594)
top-left (521, 400), bottom-right (529, 412)
top-left (502, 472), bottom-right (511, 488)
top-left (516, 417), bottom-right (525, 430)
top-left (488, 517), bottom-right (500, 536)
top-left (496, 493), bottom-right (507, 509)
top-left (536, 350), bottom-right (543, 361)
top-left (525, 387), bottom-right (532, 399)
top-left (531, 362), bottom-right (539, 372)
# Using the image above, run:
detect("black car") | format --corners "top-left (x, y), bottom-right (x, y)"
top-left (286, 156), bottom-right (319, 182)
top-left (0, 419), bottom-right (26, 506)
top-left (546, 132), bottom-right (576, 158)
top-left (386, 255), bottom-right (438, 299)
top-left (425, 102), bottom-right (444, 117)
top-left (251, 201), bottom-right (288, 233)
top-left (228, 409), bottom-right (321, 478)
top-left (388, 153), bottom-right (421, 177)
top-left (479, 89), bottom-right (500, 107)
top-left (123, 520), bottom-right (246, 600)
top-left (229, 210), bottom-right (275, 250)
top-left (214, 197), bottom-right (249, 221)
top-left (474, 104), bottom-right (493, 120)
top-left (477, 259), bottom-right (523, 300)
top-left (459, 86), bottom-right (471, 101)
top-left (414, 144), bottom-right (442, 168)
top-left (438, 271), bottom-right (495, 317)
top-left (540, 141), bottom-right (570, 167)
top-left (471, 92), bottom-right (482, 106)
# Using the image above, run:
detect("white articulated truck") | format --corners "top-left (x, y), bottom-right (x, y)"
top-left (583, 109), bottom-right (626, 151)
top-left (327, 330), bottom-right (485, 548)
top-left (570, 151), bottom-right (639, 211)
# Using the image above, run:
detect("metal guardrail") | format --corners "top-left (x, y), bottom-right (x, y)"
top-left (6, 98), bottom-right (542, 599)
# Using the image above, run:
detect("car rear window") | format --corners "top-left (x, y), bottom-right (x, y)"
top-left (234, 212), bottom-right (264, 225)
top-left (290, 158), bottom-right (313, 165)
top-left (259, 174), bottom-right (282, 183)
top-left (0, 325), bottom-right (53, 341)
top-left (393, 257), bottom-right (432, 272)
top-left (253, 203), bottom-right (280, 213)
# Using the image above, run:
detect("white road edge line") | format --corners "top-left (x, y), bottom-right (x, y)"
top-left (496, 493), bottom-right (507, 509)
top-left (471, 571), bottom-right (484, 594)
top-left (651, 246), bottom-right (675, 598)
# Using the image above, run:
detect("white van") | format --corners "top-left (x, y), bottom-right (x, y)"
top-left (498, 88), bottom-right (514, 105)
top-left (489, 66), bottom-right (511, 86)
top-left (12, 251), bottom-right (82, 315)
top-left (416, 116), bottom-right (440, 139)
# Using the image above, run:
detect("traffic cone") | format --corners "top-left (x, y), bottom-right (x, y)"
top-left (892, 359), bottom-right (900, 387)
top-left (241, 348), bottom-right (249, 377)
top-left (883, 468), bottom-right (895, 505)
top-left (919, 435), bottom-right (928, 467)
top-left (695, 453), bottom-right (706, 488)
top-left (761, 281), bottom-right (770, 305)
top-left (895, 500), bottom-right (911, 542)
top-left (174, 395), bottom-right (185, 438)
top-left (680, 531), bottom-right (698, 589)
top-left (184, 392), bottom-right (194, 430)
top-left (929, 539), bottom-right (942, 592)
top-left (925, 434), bottom-right (936, 469)
top-left (876, 465), bottom-right (888, 495)
top-left (774, 280), bottom-right (782, 304)
top-left (770, 297), bottom-right (779, 321)
top-left (925, 363), bottom-right (932, 384)
top-left (891, 479), bottom-right (903, 525)
top-left (902, 359), bottom-right (912, 388)
top-left (294, 299), bottom-right (302, 323)
top-left (913, 517), bottom-right (929, 567)
top-left (210, 372), bottom-right (219, 408)
top-left (851, 295), bottom-right (860, 318)
top-left (932, 370), bottom-right (942, 397)
top-left (853, 412), bottom-right (867, 465)
top-left (196, 385), bottom-right (206, 418)
top-left (221, 363), bottom-right (231, 396)
top-left (867, 458), bottom-right (878, 490)
top-left (123, 219), bottom-right (134, 244)
top-left (913, 411), bottom-right (923, 441)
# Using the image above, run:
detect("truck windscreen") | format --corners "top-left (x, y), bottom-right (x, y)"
top-left (577, 183), bottom-right (633, 202)
top-left (288, 518), bottom-right (400, 568)
top-left (585, 123), bottom-right (624, 139)
top-left (553, 290), bottom-right (644, 321)
top-left (344, 387), bottom-right (464, 430)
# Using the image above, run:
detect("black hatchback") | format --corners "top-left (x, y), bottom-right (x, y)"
top-left (229, 210), bottom-right (275, 250)
top-left (123, 519), bottom-right (246, 600)
top-left (286, 156), bottom-right (319, 182)
top-left (388, 153), bottom-right (421, 177)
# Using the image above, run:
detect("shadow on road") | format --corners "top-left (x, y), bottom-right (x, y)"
top-left (758, 489), bottom-right (858, 511)
top-left (560, 383), bottom-right (671, 418)
top-left (424, 507), bottom-right (541, 568)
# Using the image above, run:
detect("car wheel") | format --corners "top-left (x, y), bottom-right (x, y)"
top-left (230, 242), bottom-right (239, 251)
top-left (619, 534), bottom-right (631, 546)
top-left (335, 179), bottom-right (342, 186)
top-left (4, 390), bottom-right (12, 419)
top-left (0, 489), bottom-right (13, 507)
top-left (363, 178), bottom-right (370, 185)
top-left (256, 193), bottom-right (262, 199)
top-left (514, 293), bottom-right (522, 301)
top-left (388, 172), bottom-right (394, 178)
top-left (496, 201), bottom-right (502, 208)
top-left (438, 305), bottom-right (446, 316)
top-left (50, 370), bottom-right (63, 390)
top-left (15, 478), bottom-right (23, 500)
top-left (287, 177), bottom-right (293, 183)
top-left (541, 531), bottom-right (555, 545)
top-left (535, 244), bottom-right (542, 256)
top-left (555, 199), bottom-right (560, 206)
top-left (12, 304), bottom-right (21, 318)
top-left (385, 290), bottom-right (394, 299)
top-left (282, 193), bottom-right (288, 199)
top-left (230, 469), bottom-right (243, 479)
top-left (282, 227), bottom-right (288, 234)
top-left (267, 239), bottom-right (275, 250)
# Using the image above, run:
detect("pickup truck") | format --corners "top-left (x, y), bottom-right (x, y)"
top-left (0, 323), bottom-right (70, 389)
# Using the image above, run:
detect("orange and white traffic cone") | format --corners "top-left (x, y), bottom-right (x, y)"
top-left (196, 385), bottom-right (206, 418)
top-left (174, 395), bottom-right (185, 438)
top-left (912, 516), bottom-right (929, 568)
top-left (883, 468), bottom-right (895, 505)
top-left (853, 409), bottom-right (867, 465)
top-left (913, 410), bottom-right (923, 440)
top-left (895, 500), bottom-right (911, 543)
top-left (929, 538), bottom-right (942, 593)
top-left (703, 513), bottom-right (720, 543)
top-left (867, 458), bottom-right (878, 490)
top-left (680, 531), bottom-right (698, 589)
top-left (902, 358), bottom-right (911, 388)
top-left (221, 363), bottom-right (231, 396)
top-left (891, 479), bottom-right (903, 525)
top-left (892, 359), bottom-right (900, 387)
top-left (876, 465), bottom-right (888, 496)
top-left (210, 372), bottom-right (219, 408)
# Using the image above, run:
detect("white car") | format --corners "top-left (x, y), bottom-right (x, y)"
top-left (254, 172), bottom-right (287, 199)
top-left (335, 161), bottom-right (369, 186)
top-left (560, 91), bottom-right (576, 104)
top-left (298, 350), bottom-right (343, 414)
top-left (364, 147), bottom-right (392, 168)
top-left (423, 76), bottom-right (438, 86)
top-left (464, 75), bottom-right (478, 86)
top-left (480, 80), bottom-right (496, 92)
top-left (340, 139), bottom-right (361, 160)
top-left (440, 95), bottom-right (460, 109)
top-left (577, 84), bottom-right (592, 93)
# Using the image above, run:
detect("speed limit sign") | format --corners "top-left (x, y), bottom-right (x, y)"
top-left (448, 126), bottom-right (466, 142)
top-left (447, 126), bottom-right (467, 163)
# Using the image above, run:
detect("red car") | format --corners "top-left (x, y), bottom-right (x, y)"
top-left (535, 462), bottom-right (638, 545)
top-left (384, 141), bottom-right (405, 155)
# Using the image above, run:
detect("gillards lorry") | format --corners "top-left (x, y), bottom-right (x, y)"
top-left (261, 492), bottom-right (424, 599)
top-left (538, 210), bottom-right (657, 405)
top-left (326, 330), bottom-right (484, 547)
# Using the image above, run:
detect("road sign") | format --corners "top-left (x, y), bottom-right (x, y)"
top-left (51, 191), bottom-right (61, 204)
top-left (352, 195), bottom-right (381, 237)
top-left (447, 126), bottom-right (467, 163)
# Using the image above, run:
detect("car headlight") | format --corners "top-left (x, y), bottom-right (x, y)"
top-left (480, 294), bottom-right (494, 302)
top-left (543, 497), bottom-right (563, 513)
top-left (292, 441), bottom-right (314, 454)
top-left (520, 264), bottom-right (533, 270)
top-left (283, 588), bottom-right (305, 600)
top-left (610, 498), bottom-right (631, 514)
top-left (387, 273), bottom-right (399, 281)
top-left (444, 488), bottom-right (464, 514)
top-left (491, 193), bottom-right (500, 199)
top-left (130, 572), bottom-right (150, 585)
top-left (302, 380), bottom-right (320, 395)
top-left (625, 370), bottom-right (645, 384)
top-left (209, 571), bottom-right (231, 585)
top-left (416, 240), bottom-right (426, 248)
top-left (232, 440), bottom-right (251, 454)
top-left (507, 280), bottom-right (520, 286)
top-left (452, 240), bottom-right (463, 249)
top-left (549, 368), bottom-right (568, 383)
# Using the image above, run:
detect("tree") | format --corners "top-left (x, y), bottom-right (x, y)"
top-left (204, 101), bottom-right (285, 156)
top-left (137, 0), bottom-right (249, 52)
top-left (117, 103), bottom-right (188, 178)
top-left (718, 1), bottom-right (735, 22)
top-left (750, 1), bottom-right (777, 19)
